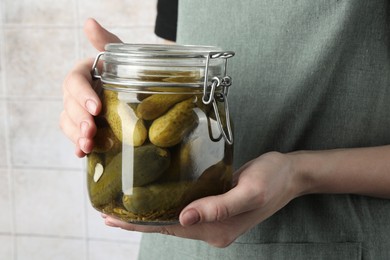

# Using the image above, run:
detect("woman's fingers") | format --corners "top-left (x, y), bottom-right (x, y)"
top-left (59, 109), bottom-right (93, 156)
top-left (84, 18), bottom-right (122, 51)
top-left (63, 58), bottom-right (102, 116)
top-left (61, 59), bottom-right (100, 156)
top-left (63, 87), bottom-right (96, 138)
top-left (179, 174), bottom-right (262, 226)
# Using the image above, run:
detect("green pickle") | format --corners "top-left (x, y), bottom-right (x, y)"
top-left (87, 75), bottom-right (232, 224)
top-left (149, 97), bottom-right (198, 147)
top-left (88, 152), bottom-right (122, 207)
top-left (132, 144), bottom-right (171, 187)
top-left (102, 89), bottom-right (148, 147)
top-left (122, 182), bottom-right (193, 215)
top-left (137, 94), bottom-right (190, 120)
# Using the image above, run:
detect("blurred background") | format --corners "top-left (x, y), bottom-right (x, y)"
top-left (0, 1), bottom-right (164, 259)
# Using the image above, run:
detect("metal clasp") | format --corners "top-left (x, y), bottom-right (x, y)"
top-left (202, 51), bottom-right (235, 145)
top-left (91, 52), bottom-right (105, 80)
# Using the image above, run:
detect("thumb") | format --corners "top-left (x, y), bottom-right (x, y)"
top-left (84, 18), bottom-right (122, 51)
top-left (179, 185), bottom-right (256, 226)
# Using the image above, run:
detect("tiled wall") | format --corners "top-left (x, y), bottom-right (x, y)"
top-left (0, 1), bottom-right (162, 259)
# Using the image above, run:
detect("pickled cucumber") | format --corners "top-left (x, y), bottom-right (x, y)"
top-left (122, 167), bottom-right (231, 216)
top-left (199, 160), bottom-right (228, 181)
top-left (131, 144), bottom-right (171, 187)
top-left (197, 161), bottom-right (232, 194)
top-left (87, 153), bottom-right (104, 177)
top-left (149, 98), bottom-right (197, 147)
top-left (121, 161), bottom-right (230, 216)
top-left (122, 182), bottom-right (193, 215)
top-left (137, 94), bottom-right (190, 120)
top-left (93, 126), bottom-right (122, 153)
top-left (139, 70), bottom-right (200, 84)
top-left (104, 95), bottom-right (147, 147)
top-left (160, 145), bottom-right (191, 182)
top-left (88, 152), bottom-right (122, 207)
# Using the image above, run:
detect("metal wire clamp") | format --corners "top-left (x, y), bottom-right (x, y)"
top-left (202, 51), bottom-right (235, 145)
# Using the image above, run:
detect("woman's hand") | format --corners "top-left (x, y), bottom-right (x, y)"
top-left (102, 145), bottom-right (390, 247)
top-left (103, 151), bottom-right (302, 248)
top-left (60, 18), bottom-right (121, 157)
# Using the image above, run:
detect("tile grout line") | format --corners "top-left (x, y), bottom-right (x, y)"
top-left (0, 231), bottom-right (139, 244)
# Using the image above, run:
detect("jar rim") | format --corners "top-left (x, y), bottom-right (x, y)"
top-left (104, 43), bottom-right (223, 58)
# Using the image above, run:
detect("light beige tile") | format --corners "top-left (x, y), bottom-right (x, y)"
top-left (0, 169), bottom-right (12, 233)
top-left (79, 26), bottom-right (159, 58)
top-left (4, 28), bottom-right (77, 98)
top-left (0, 0), bottom-right (4, 24)
top-left (0, 24), bottom-right (4, 98)
top-left (13, 168), bottom-right (85, 237)
top-left (85, 202), bottom-right (142, 243)
top-left (0, 235), bottom-right (13, 260)
top-left (0, 78), bottom-right (3, 99)
top-left (0, 8), bottom-right (5, 98)
top-left (16, 236), bottom-right (85, 260)
top-left (4, 0), bottom-right (76, 25)
top-left (0, 51), bottom-right (4, 98)
top-left (0, 102), bottom-right (7, 167)
top-left (8, 100), bottom-right (83, 169)
top-left (88, 239), bottom-right (139, 260)
top-left (78, 1), bottom-right (157, 27)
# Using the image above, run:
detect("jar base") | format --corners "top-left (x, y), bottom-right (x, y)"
top-left (124, 219), bottom-right (179, 226)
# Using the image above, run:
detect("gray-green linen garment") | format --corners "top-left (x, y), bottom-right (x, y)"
top-left (139, 0), bottom-right (390, 259)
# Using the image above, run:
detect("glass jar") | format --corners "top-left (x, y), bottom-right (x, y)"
top-left (87, 43), bottom-right (235, 225)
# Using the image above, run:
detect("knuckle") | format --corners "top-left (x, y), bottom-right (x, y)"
top-left (200, 199), bottom-right (231, 223)
top-left (214, 203), bottom-right (230, 222)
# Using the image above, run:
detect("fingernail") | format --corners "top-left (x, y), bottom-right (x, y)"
top-left (86, 99), bottom-right (97, 114)
top-left (80, 121), bottom-right (89, 137)
top-left (181, 209), bottom-right (200, 226)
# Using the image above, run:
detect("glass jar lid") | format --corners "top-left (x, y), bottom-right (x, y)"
top-left (92, 43), bottom-right (235, 93)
